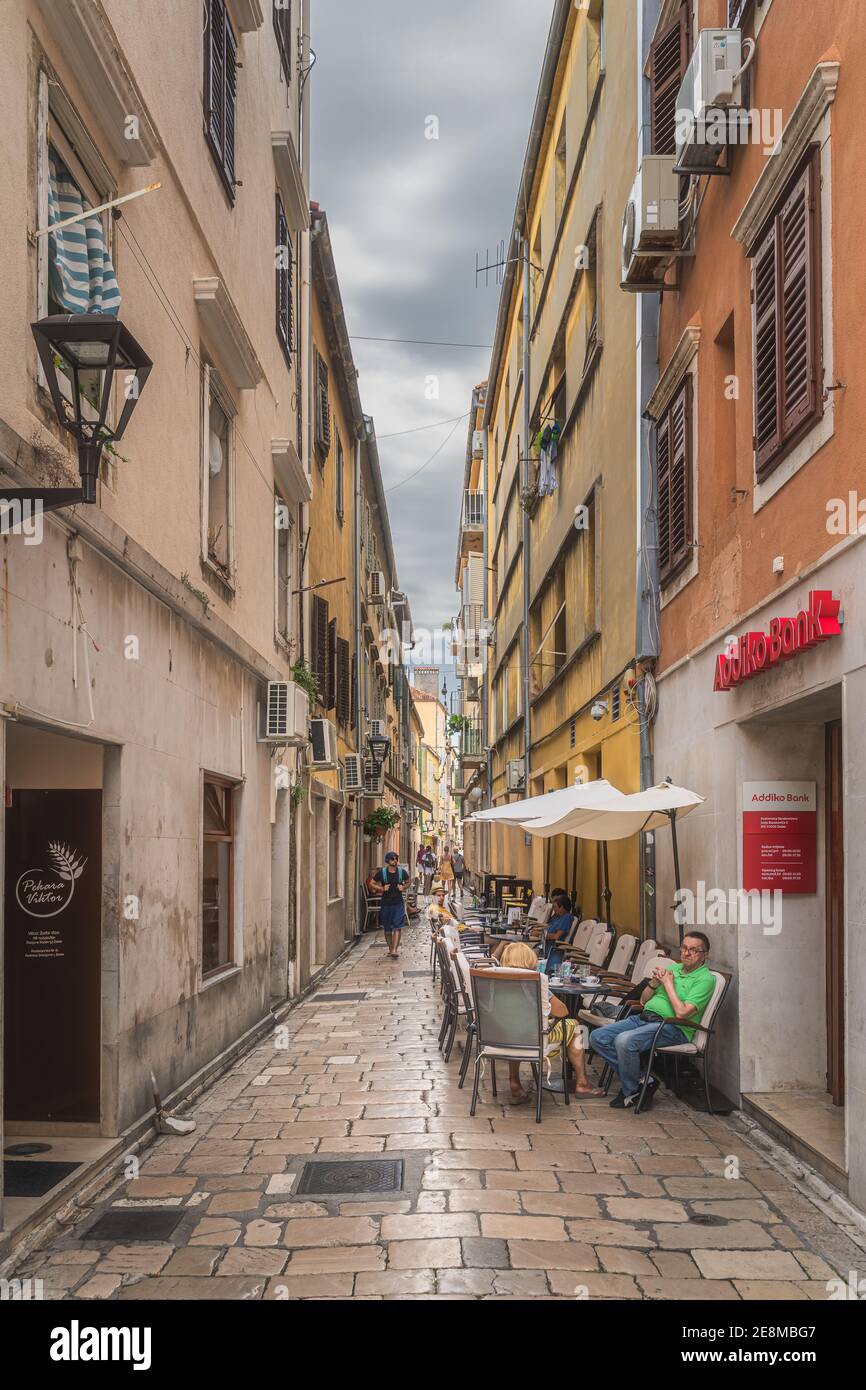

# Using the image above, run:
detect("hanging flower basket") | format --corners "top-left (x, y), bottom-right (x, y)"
top-left (363, 807), bottom-right (399, 838)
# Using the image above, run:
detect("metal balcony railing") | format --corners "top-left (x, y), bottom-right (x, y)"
top-left (460, 717), bottom-right (484, 759)
top-left (463, 491), bottom-right (485, 529)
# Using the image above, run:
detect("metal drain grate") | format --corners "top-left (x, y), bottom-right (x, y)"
top-left (4, 1142), bottom-right (52, 1156)
top-left (402, 971), bottom-right (429, 978)
top-left (313, 992), bottom-right (367, 1003)
top-left (296, 1158), bottom-right (404, 1196)
top-left (84, 1209), bottom-right (185, 1241)
top-left (3, 1160), bottom-right (81, 1197)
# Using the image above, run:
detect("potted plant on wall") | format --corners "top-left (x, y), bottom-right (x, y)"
top-left (363, 806), bottom-right (399, 840)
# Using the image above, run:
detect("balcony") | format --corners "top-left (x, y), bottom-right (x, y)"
top-left (459, 717), bottom-right (484, 763)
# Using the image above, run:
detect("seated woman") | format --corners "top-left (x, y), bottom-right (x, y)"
top-left (496, 942), bottom-right (604, 1102)
top-left (540, 894), bottom-right (575, 971)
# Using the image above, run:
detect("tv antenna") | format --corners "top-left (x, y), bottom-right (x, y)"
top-left (475, 238), bottom-right (508, 288)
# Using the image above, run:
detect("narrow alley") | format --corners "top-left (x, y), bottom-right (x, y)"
top-left (11, 925), bottom-right (863, 1303)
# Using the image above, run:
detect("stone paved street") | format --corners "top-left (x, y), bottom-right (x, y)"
top-left (12, 929), bottom-right (866, 1301)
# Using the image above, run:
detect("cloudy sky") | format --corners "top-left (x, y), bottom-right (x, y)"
top-left (310, 0), bottom-right (552, 657)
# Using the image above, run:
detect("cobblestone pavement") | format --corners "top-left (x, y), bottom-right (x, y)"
top-left (12, 926), bottom-right (866, 1300)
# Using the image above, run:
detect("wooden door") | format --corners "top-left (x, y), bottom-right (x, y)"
top-left (825, 721), bottom-right (845, 1106)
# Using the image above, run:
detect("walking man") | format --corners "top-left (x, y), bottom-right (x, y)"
top-left (372, 851), bottom-right (410, 958)
top-left (421, 845), bottom-right (436, 897)
top-left (452, 845), bottom-right (465, 898)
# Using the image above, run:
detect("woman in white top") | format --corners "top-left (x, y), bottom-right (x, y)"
top-left (496, 943), bottom-right (604, 1104)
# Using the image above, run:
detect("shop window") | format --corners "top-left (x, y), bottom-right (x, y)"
top-left (202, 776), bottom-right (235, 977)
top-left (751, 148), bottom-right (822, 481)
top-left (202, 363), bottom-right (235, 584)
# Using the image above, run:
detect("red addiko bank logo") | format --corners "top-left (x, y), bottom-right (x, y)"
top-left (714, 590), bottom-right (841, 693)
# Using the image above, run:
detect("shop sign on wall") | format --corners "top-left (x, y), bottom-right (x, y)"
top-left (742, 781), bottom-right (817, 893)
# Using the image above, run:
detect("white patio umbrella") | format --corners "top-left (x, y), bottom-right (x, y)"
top-left (518, 780), bottom-right (705, 941)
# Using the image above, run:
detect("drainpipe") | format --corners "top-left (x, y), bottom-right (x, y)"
top-left (521, 238), bottom-right (532, 793)
top-left (635, 0), bottom-right (662, 941)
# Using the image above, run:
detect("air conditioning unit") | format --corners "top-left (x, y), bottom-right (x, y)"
top-left (506, 757), bottom-right (525, 792)
top-left (309, 717), bottom-right (338, 767)
top-left (260, 681), bottom-right (309, 744)
top-left (389, 589), bottom-right (408, 611)
top-left (343, 753), bottom-right (364, 794)
top-left (465, 676), bottom-right (480, 702)
top-left (472, 429), bottom-right (484, 459)
top-left (368, 571), bottom-right (386, 604)
top-left (369, 718), bottom-right (388, 740)
top-left (621, 155), bottom-right (681, 292)
top-left (675, 29), bottom-right (752, 173)
top-left (363, 758), bottom-right (385, 796)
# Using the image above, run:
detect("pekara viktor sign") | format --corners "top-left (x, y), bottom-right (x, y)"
top-left (4, 790), bottom-right (102, 1122)
top-left (713, 591), bottom-right (841, 692)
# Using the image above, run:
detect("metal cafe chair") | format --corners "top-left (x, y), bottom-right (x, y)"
top-left (468, 967), bottom-right (569, 1125)
top-left (631, 969), bottom-right (733, 1116)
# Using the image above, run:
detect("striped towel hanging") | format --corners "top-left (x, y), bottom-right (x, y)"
top-left (48, 150), bottom-right (121, 316)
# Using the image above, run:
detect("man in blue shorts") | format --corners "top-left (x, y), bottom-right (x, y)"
top-left (372, 851), bottom-right (410, 957)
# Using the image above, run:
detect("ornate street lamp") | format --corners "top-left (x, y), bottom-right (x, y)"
top-left (6, 314), bottom-right (152, 515)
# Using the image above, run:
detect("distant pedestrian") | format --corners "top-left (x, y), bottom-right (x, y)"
top-left (438, 845), bottom-right (455, 894)
top-left (452, 846), bottom-right (465, 896)
top-left (372, 851), bottom-right (410, 958)
top-left (421, 846), bottom-right (436, 896)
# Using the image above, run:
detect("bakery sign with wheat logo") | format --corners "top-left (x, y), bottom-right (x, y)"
top-left (15, 841), bottom-right (88, 920)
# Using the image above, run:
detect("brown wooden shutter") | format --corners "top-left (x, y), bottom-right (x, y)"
top-left (276, 197), bottom-right (292, 364)
top-left (336, 637), bottom-right (350, 725)
top-left (316, 353), bottom-right (331, 457)
top-left (650, 3), bottom-right (690, 155)
top-left (657, 375), bottom-right (692, 582)
top-left (312, 594), bottom-right (328, 699)
top-left (752, 218), bottom-right (781, 473)
top-left (273, 0), bottom-right (292, 80)
top-left (205, 0), bottom-right (237, 200)
top-left (224, 14), bottom-right (237, 189)
top-left (780, 156), bottom-right (819, 439)
top-left (326, 618), bottom-right (337, 710)
top-left (350, 652), bottom-right (357, 728)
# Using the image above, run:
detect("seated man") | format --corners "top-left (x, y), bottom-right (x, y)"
top-left (589, 933), bottom-right (715, 1111)
top-left (427, 887), bottom-right (462, 929)
top-left (539, 894), bottom-right (575, 972)
top-left (495, 943), bottom-right (604, 1101)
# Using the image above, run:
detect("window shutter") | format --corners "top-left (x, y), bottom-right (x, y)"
top-left (650, 3), bottom-right (689, 155)
top-left (206, 0), bottom-right (225, 156)
top-left (224, 13), bottom-right (237, 189)
top-left (336, 637), bottom-right (350, 725)
top-left (657, 409), bottom-right (671, 578)
top-left (273, 0), bottom-right (292, 80)
top-left (752, 218), bottom-right (781, 473)
top-left (316, 353), bottom-right (331, 457)
top-left (312, 594), bottom-right (328, 699)
top-left (276, 196), bottom-right (292, 363)
top-left (656, 376), bottom-right (692, 582)
top-left (326, 618), bottom-right (337, 710)
top-left (779, 157), bottom-right (819, 440)
top-left (350, 652), bottom-right (357, 728)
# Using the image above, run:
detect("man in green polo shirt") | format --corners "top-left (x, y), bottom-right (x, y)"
top-left (589, 933), bottom-right (715, 1111)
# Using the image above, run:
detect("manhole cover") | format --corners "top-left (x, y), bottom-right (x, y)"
top-left (3, 1160), bottom-right (81, 1198)
top-left (313, 992), bottom-right (367, 1003)
top-left (402, 971), bottom-right (429, 978)
top-left (689, 1213), bottom-right (728, 1226)
top-left (84, 1209), bottom-right (185, 1241)
top-left (4, 1142), bottom-right (52, 1156)
top-left (296, 1159), bottom-right (404, 1195)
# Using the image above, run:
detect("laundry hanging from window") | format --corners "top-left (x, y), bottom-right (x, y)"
top-left (47, 150), bottom-right (121, 316)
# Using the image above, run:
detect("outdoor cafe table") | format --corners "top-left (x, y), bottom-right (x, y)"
top-left (542, 978), bottom-right (616, 1093)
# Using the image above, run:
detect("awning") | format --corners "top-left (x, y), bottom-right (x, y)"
top-left (520, 780), bottom-right (704, 839)
top-left (384, 773), bottom-right (432, 815)
top-left (471, 778), bottom-right (627, 825)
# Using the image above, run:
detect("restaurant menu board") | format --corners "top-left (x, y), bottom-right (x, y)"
top-left (742, 781), bottom-right (817, 893)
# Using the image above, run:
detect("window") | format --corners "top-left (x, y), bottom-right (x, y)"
top-left (531, 224), bottom-right (543, 318)
top-left (751, 149), bottom-right (822, 481)
top-left (586, 0), bottom-right (604, 98)
top-left (276, 195), bottom-right (293, 366)
top-left (328, 802), bottom-right (344, 901)
top-left (656, 375), bottom-right (693, 583)
top-left (204, 0), bottom-right (238, 202)
top-left (530, 563), bottom-right (566, 697)
top-left (311, 594), bottom-right (329, 703)
top-left (275, 491), bottom-right (294, 646)
top-left (202, 364), bottom-right (234, 583)
top-left (554, 119), bottom-right (567, 228)
top-left (336, 636), bottom-right (351, 725)
top-left (727, 0), bottom-right (754, 25)
top-left (336, 434), bottom-right (345, 522)
top-left (273, 0), bottom-right (292, 81)
top-left (202, 776), bottom-right (235, 977)
top-left (315, 351), bottom-right (331, 460)
top-left (649, 2), bottom-right (690, 155)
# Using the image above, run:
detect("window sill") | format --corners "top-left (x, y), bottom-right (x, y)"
top-left (753, 405), bottom-right (833, 513)
top-left (327, 895), bottom-right (345, 907)
top-left (200, 963), bottom-right (241, 992)
top-left (660, 551), bottom-right (699, 608)
top-left (201, 555), bottom-right (236, 599)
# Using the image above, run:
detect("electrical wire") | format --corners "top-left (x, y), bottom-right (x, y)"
top-left (384, 414), bottom-right (466, 494)
top-left (351, 336), bottom-right (492, 350)
top-left (378, 413), bottom-right (469, 440)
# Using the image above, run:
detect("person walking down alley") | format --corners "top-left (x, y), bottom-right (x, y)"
top-left (452, 846), bottom-right (465, 897)
top-left (372, 851), bottom-right (410, 958)
top-left (438, 844), bottom-right (455, 894)
top-left (421, 845), bottom-right (437, 897)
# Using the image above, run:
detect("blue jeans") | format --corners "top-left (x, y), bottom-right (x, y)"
top-left (589, 1015), bottom-right (687, 1097)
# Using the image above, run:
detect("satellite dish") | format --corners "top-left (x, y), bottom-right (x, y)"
top-left (209, 429), bottom-right (224, 478)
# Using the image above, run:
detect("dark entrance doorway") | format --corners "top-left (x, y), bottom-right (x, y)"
top-left (825, 719), bottom-right (844, 1106)
top-left (4, 789), bottom-right (102, 1123)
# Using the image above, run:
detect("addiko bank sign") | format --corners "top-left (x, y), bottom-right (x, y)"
top-left (714, 590), bottom-right (841, 693)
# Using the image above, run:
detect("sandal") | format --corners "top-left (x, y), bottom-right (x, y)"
top-left (573, 1086), bottom-right (606, 1099)
top-left (509, 1091), bottom-right (532, 1106)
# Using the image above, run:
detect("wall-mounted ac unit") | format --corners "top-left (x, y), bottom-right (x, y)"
top-left (363, 758), bottom-right (385, 796)
top-left (675, 29), bottom-right (751, 174)
top-left (368, 571), bottom-right (386, 604)
top-left (621, 155), bottom-right (681, 292)
top-left (260, 681), bottom-right (309, 745)
top-left (472, 429), bottom-right (484, 459)
top-left (343, 753), bottom-right (364, 793)
top-left (389, 589), bottom-right (408, 611)
top-left (369, 718), bottom-right (388, 740)
top-left (506, 757), bottom-right (525, 792)
top-left (465, 676), bottom-right (481, 702)
top-left (309, 717), bottom-right (338, 767)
